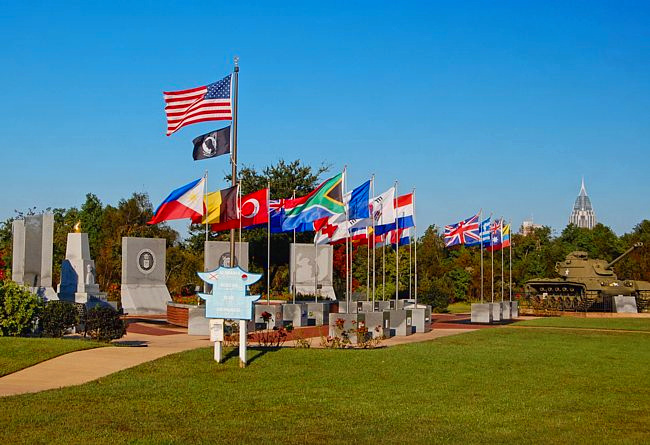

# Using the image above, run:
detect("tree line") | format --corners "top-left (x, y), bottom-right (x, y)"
top-left (0, 160), bottom-right (648, 311)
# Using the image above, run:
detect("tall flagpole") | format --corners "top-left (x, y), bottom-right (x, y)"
top-left (230, 56), bottom-right (246, 368)
top-left (491, 220), bottom-right (494, 304)
top-left (204, 170), bottom-right (209, 243)
top-left (230, 58), bottom-right (239, 267)
top-left (501, 218), bottom-right (504, 302)
top-left (509, 219), bottom-right (513, 302)
top-left (292, 189), bottom-right (296, 304)
top-left (478, 209), bottom-right (483, 304)
top-left (238, 184), bottom-right (243, 264)
top-left (408, 229), bottom-right (412, 300)
top-left (342, 167), bottom-right (350, 311)
top-left (371, 175), bottom-right (376, 308)
top-left (394, 180), bottom-right (399, 303)
top-left (267, 181), bottom-right (271, 304)
top-left (366, 235), bottom-right (370, 301)
top-left (413, 188), bottom-right (418, 307)
top-left (382, 240), bottom-right (386, 300)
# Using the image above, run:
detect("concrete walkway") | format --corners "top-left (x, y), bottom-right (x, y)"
top-left (0, 328), bottom-right (212, 397)
top-left (0, 322), bottom-right (476, 398)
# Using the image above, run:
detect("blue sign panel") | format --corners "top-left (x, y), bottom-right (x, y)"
top-left (197, 266), bottom-right (262, 320)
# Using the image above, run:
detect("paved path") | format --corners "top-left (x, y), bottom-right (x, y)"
top-left (0, 326), bottom-right (212, 397)
top-left (0, 321), bottom-right (476, 397)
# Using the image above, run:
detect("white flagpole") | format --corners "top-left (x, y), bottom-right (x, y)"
top-left (413, 188), bottom-right (418, 307)
top-left (267, 182), bottom-right (271, 304)
top-left (501, 218), bottom-right (504, 302)
top-left (408, 229), bottom-right (412, 300)
top-left (394, 180), bottom-right (399, 303)
top-left (366, 233), bottom-right (370, 301)
top-left (237, 181), bottom-right (242, 265)
top-left (371, 175), bottom-right (376, 308)
top-left (509, 219), bottom-right (513, 302)
top-left (478, 209), bottom-right (483, 304)
top-left (292, 189), bottom-right (296, 304)
top-left (382, 240), bottom-right (386, 301)
top-left (204, 170), bottom-right (209, 243)
top-left (491, 219), bottom-right (494, 304)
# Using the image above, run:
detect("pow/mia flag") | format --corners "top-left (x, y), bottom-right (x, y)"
top-left (192, 126), bottom-right (231, 161)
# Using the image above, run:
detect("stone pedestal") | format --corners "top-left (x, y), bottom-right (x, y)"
top-left (471, 303), bottom-right (492, 323)
top-left (290, 243), bottom-right (336, 299)
top-left (613, 296), bottom-right (638, 313)
top-left (11, 214), bottom-right (56, 299)
top-left (410, 306), bottom-right (432, 333)
top-left (121, 237), bottom-right (170, 315)
top-left (251, 303), bottom-right (283, 330)
top-left (307, 302), bottom-right (330, 326)
top-left (357, 301), bottom-right (374, 312)
top-left (282, 303), bottom-right (308, 327)
top-left (510, 301), bottom-right (519, 318)
top-left (387, 309), bottom-right (413, 336)
top-left (489, 303), bottom-right (502, 322)
top-left (500, 301), bottom-right (512, 320)
top-left (58, 233), bottom-right (106, 304)
top-left (188, 306), bottom-right (210, 336)
top-left (358, 311), bottom-right (391, 338)
top-left (338, 301), bottom-right (358, 314)
top-left (328, 313), bottom-right (369, 344)
top-left (374, 300), bottom-right (393, 311)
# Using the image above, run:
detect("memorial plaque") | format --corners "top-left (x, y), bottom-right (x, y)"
top-left (205, 241), bottom-right (249, 270)
top-left (471, 303), bottom-right (492, 323)
top-left (11, 214), bottom-right (56, 299)
top-left (121, 237), bottom-right (170, 314)
top-left (290, 243), bottom-right (335, 299)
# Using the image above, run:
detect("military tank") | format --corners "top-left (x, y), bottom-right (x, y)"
top-left (524, 242), bottom-right (650, 312)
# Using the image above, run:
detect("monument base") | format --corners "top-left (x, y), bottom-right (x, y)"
top-left (121, 284), bottom-right (171, 315)
top-left (282, 303), bottom-right (308, 327)
top-left (410, 307), bottom-right (432, 333)
top-left (188, 306), bottom-right (210, 335)
top-left (387, 309), bottom-right (413, 336)
top-left (613, 296), bottom-right (638, 313)
top-left (511, 301), bottom-right (519, 318)
top-left (489, 302), bottom-right (502, 322)
top-left (500, 301), bottom-right (512, 320)
top-left (471, 303), bottom-right (492, 323)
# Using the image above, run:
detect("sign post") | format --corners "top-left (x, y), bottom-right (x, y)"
top-left (198, 266), bottom-right (262, 368)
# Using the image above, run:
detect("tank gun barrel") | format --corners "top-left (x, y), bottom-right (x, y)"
top-left (606, 242), bottom-right (643, 269)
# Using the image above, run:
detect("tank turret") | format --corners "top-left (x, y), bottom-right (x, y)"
top-left (525, 243), bottom-right (650, 312)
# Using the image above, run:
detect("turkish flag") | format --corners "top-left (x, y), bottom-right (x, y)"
top-left (210, 188), bottom-right (269, 232)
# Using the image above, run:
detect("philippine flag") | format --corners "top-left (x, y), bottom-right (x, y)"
top-left (148, 177), bottom-right (205, 225)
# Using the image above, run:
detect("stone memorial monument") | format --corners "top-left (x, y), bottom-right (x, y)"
top-left (205, 241), bottom-right (248, 270)
top-left (290, 243), bottom-right (335, 299)
top-left (11, 214), bottom-right (56, 299)
top-left (57, 231), bottom-right (106, 304)
top-left (121, 237), bottom-right (170, 314)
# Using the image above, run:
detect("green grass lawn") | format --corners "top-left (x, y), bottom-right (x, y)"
top-left (0, 337), bottom-right (105, 377)
top-left (515, 316), bottom-right (650, 332)
top-left (446, 301), bottom-right (471, 313)
top-left (1, 328), bottom-right (649, 444)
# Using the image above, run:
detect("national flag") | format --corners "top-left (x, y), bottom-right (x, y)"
top-left (487, 219), bottom-right (503, 252)
top-left (192, 126), bottom-right (230, 161)
top-left (191, 185), bottom-right (238, 225)
top-left (443, 213), bottom-right (480, 247)
top-left (395, 193), bottom-right (415, 229)
top-left (282, 173), bottom-right (344, 231)
top-left (502, 223), bottom-right (511, 248)
top-left (164, 75), bottom-right (232, 136)
top-left (467, 217), bottom-right (491, 247)
top-left (210, 188), bottom-right (268, 232)
top-left (371, 187), bottom-right (397, 235)
top-left (348, 180), bottom-right (371, 220)
top-left (269, 200), bottom-right (314, 233)
top-left (148, 177), bottom-right (205, 225)
top-left (388, 227), bottom-right (411, 247)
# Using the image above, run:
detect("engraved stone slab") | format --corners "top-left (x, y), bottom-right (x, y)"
top-left (613, 295), bottom-right (638, 313)
top-left (500, 301), bottom-right (512, 320)
top-left (205, 241), bottom-right (249, 270)
top-left (358, 311), bottom-right (391, 338)
top-left (471, 303), bottom-right (492, 323)
top-left (290, 243), bottom-right (335, 299)
top-left (387, 309), bottom-right (413, 336)
top-left (12, 214), bottom-right (56, 299)
top-left (121, 237), bottom-right (170, 314)
top-left (282, 303), bottom-right (308, 327)
top-left (489, 302), bottom-right (502, 322)
top-left (410, 306), bottom-right (432, 333)
top-left (510, 301), bottom-right (519, 318)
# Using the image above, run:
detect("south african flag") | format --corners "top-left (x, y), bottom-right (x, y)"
top-left (282, 173), bottom-right (344, 231)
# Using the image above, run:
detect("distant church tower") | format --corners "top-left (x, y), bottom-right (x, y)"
top-left (569, 178), bottom-right (596, 229)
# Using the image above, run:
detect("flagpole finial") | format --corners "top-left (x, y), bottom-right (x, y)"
top-left (234, 56), bottom-right (240, 72)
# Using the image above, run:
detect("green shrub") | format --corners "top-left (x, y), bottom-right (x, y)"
top-left (40, 301), bottom-right (79, 338)
top-left (85, 306), bottom-right (126, 342)
top-left (0, 280), bottom-right (43, 336)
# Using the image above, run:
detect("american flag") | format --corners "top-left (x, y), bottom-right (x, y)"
top-left (163, 75), bottom-right (232, 136)
top-left (443, 213), bottom-right (480, 247)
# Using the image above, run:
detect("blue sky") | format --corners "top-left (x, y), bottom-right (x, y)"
top-left (2, 1), bottom-right (649, 236)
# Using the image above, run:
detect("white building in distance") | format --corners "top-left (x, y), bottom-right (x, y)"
top-left (569, 178), bottom-right (596, 229)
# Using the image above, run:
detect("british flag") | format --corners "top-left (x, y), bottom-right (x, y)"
top-left (443, 213), bottom-right (481, 247)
